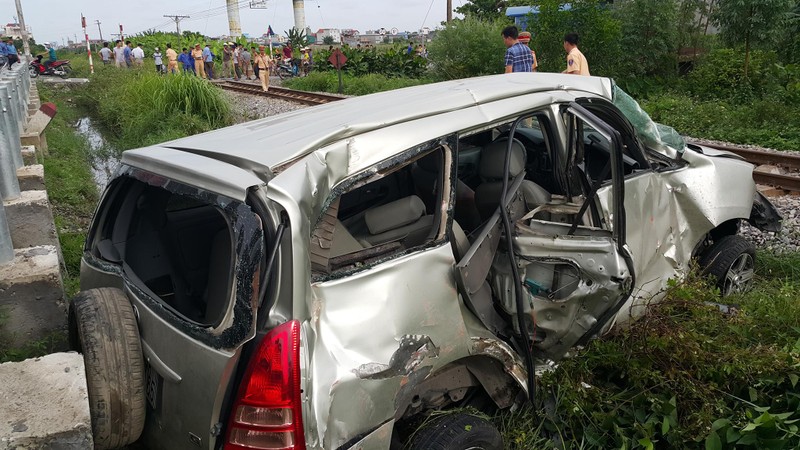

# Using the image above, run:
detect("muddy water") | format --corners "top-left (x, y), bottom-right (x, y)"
top-left (75, 117), bottom-right (119, 191)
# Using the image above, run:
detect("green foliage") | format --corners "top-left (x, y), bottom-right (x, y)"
top-left (495, 261), bottom-right (800, 448)
top-left (527, 0), bottom-right (622, 76)
top-left (34, 82), bottom-right (101, 303)
top-left (75, 64), bottom-right (231, 149)
top-left (614, 0), bottom-right (679, 77)
top-left (322, 36), bottom-right (335, 45)
top-left (640, 92), bottom-right (800, 150)
top-left (685, 48), bottom-right (787, 100)
top-left (455, 0), bottom-right (516, 20)
top-left (713, 0), bottom-right (795, 76)
top-left (313, 46), bottom-right (427, 78)
top-left (283, 71), bottom-right (429, 96)
top-left (285, 27), bottom-right (309, 49)
top-left (427, 17), bottom-right (508, 80)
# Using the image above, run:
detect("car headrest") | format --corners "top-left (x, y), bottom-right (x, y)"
top-left (479, 138), bottom-right (527, 180)
top-left (365, 195), bottom-right (426, 235)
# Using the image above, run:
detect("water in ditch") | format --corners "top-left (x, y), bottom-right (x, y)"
top-left (74, 117), bottom-right (119, 192)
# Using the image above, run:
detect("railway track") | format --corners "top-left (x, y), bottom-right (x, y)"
top-left (690, 140), bottom-right (800, 193)
top-left (218, 80), bottom-right (346, 106)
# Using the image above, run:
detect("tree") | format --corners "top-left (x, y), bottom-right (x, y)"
top-left (528, 0), bottom-right (622, 76)
top-left (455, 0), bottom-right (531, 20)
top-left (427, 17), bottom-right (508, 79)
top-left (323, 35), bottom-right (335, 45)
top-left (714, 0), bottom-right (794, 76)
top-left (614, 0), bottom-right (679, 77)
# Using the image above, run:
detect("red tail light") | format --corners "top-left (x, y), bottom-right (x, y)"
top-left (225, 320), bottom-right (305, 450)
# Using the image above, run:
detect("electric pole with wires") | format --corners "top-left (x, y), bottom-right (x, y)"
top-left (95, 20), bottom-right (104, 41)
top-left (163, 14), bottom-right (190, 35)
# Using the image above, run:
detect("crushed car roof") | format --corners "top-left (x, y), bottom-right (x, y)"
top-left (136, 74), bottom-right (613, 174)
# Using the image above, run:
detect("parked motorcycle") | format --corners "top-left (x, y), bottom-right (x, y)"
top-left (29, 55), bottom-right (72, 79)
top-left (276, 58), bottom-right (299, 80)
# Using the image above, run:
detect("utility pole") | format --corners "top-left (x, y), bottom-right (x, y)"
top-left (95, 20), bottom-right (103, 41)
top-left (163, 15), bottom-right (190, 35)
top-left (13, 0), bottom-right (30, 57)
top-left (226, 0), bottom-right (242, 37)
top-left (446, 0), bottom-right (453, 23)
top-left (119, 24), bottom-right (124, 42)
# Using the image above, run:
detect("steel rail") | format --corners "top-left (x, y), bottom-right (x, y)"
top-left (217, 80), bottom-right (345, 106)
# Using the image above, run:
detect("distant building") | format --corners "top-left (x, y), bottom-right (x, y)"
top-left (4, 23), bottom-right (32, 40)
top-left (316, 28), bottom-right (341, 44)
top-left (505, 5), bottom-right (572, 31)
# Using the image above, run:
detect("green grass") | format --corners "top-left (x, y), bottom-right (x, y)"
top-left (495, 255), bottom-right (800, 449)
top-left (37, 82), bottom-right (99, 298)
top-left (640, 94), bottom-right (800, 151)
top-left (283, 71), bottom-right (431, 96)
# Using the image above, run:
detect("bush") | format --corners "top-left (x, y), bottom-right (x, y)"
top-left (426, 16), bottom-right (508, 80)
top-left (686, 48), bottom-right (782, 100)
top-left (313, 46), bottom-right (427, 78)
top-left (75, 63), bottom-right (231, 149)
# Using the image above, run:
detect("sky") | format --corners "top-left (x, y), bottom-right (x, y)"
top-left (1, 0), bottom-right (455, 45)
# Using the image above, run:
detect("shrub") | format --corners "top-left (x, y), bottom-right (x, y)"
top-left (426, 16), bottom-right (508, 80)
top-left (686, 48), bottom-right (781, 100)
top-left (313, 46), bottom-right (427, 78)
top-left (76, 64), bottom-right (231, 149)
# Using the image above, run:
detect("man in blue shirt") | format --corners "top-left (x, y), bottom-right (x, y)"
top-left (502, 26), bottom-right (533, 73)
top-left (178, 48), bottom-right (194, 74)
top-left (5, 39), bottom-right (19, 66)
top-left (202, 44), bottom-right (215, 79)
top-left (123, 41), bottom-right (133, 67)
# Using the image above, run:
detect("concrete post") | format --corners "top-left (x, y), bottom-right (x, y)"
top-left (0, 200), bottom-right (13, 264)
top-left (226, 0), bottom-right (242, 37)
top-left (292, 0), bottom-right (306, 35)
top-left (0, 84), bottom-right (23, 169)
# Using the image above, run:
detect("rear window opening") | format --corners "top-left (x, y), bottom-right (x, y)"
top-left (91, 176), bottom-right (236, 327)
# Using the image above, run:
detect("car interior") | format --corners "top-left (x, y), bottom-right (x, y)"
top-left (92, 178), bottom-right (235, 326)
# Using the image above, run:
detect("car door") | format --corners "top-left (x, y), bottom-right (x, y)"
top-left (303, 143), bottom-right (477, 448)
top-left (462, 105), bottom-right (635, 361)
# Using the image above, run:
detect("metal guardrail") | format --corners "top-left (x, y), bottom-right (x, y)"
top-left (0, 59), bottom-right (31, 264)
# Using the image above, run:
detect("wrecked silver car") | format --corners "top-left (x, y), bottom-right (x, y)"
top-left (71, 73), bottom-right (780, 450)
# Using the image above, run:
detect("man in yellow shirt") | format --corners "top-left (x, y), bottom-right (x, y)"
top-left (562, 33), bottom-right (590, 76)
top-left (165, 43), bottom-right (178, 74)
top-left (254, 46), bottom-right (271, 92)
top-left (191, 44), bottom-right (206, 79)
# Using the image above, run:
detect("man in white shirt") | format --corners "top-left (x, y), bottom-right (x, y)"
top-left (132, 43), bottom-right (145, 66)
top-left (112, 40), bottom-right (126, 68)
top-left (99, 42), bottom-right (112, 65)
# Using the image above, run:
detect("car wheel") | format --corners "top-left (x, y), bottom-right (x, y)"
top-left (409, 413), bottom-right (503, 450)
top-left (69, 288), bottom-right (146, 449)
top-left (699, 235), bottom-right (756, 296)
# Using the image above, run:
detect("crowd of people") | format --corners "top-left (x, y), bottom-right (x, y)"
top-left (502, 26), bottom-right (590, 76)
top-left (95, 39), bottom-right (319, 92)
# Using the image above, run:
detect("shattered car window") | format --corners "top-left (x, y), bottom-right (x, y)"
top-left (612, 84), bottom-right (686, 153)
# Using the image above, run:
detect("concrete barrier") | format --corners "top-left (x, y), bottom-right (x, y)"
top-left (0, 63), bottom-right (66, 348)
top-left (0, 352), bottom-right (93, 449)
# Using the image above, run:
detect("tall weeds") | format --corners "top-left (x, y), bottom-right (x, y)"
top-left (76, 65), bottom-right (231, 150)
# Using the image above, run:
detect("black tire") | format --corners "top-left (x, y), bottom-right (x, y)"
top-left (410, 414), bottom-right (503, 450)
top-left (699, 235), bottom-right (756, 296)
top-left (28, 66), bottom-right (38, 78)
top-left (69, 288), bottom-right (146, 449)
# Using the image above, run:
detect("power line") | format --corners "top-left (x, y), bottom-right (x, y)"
top-left (163, 14), bottom-right (190, 35)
